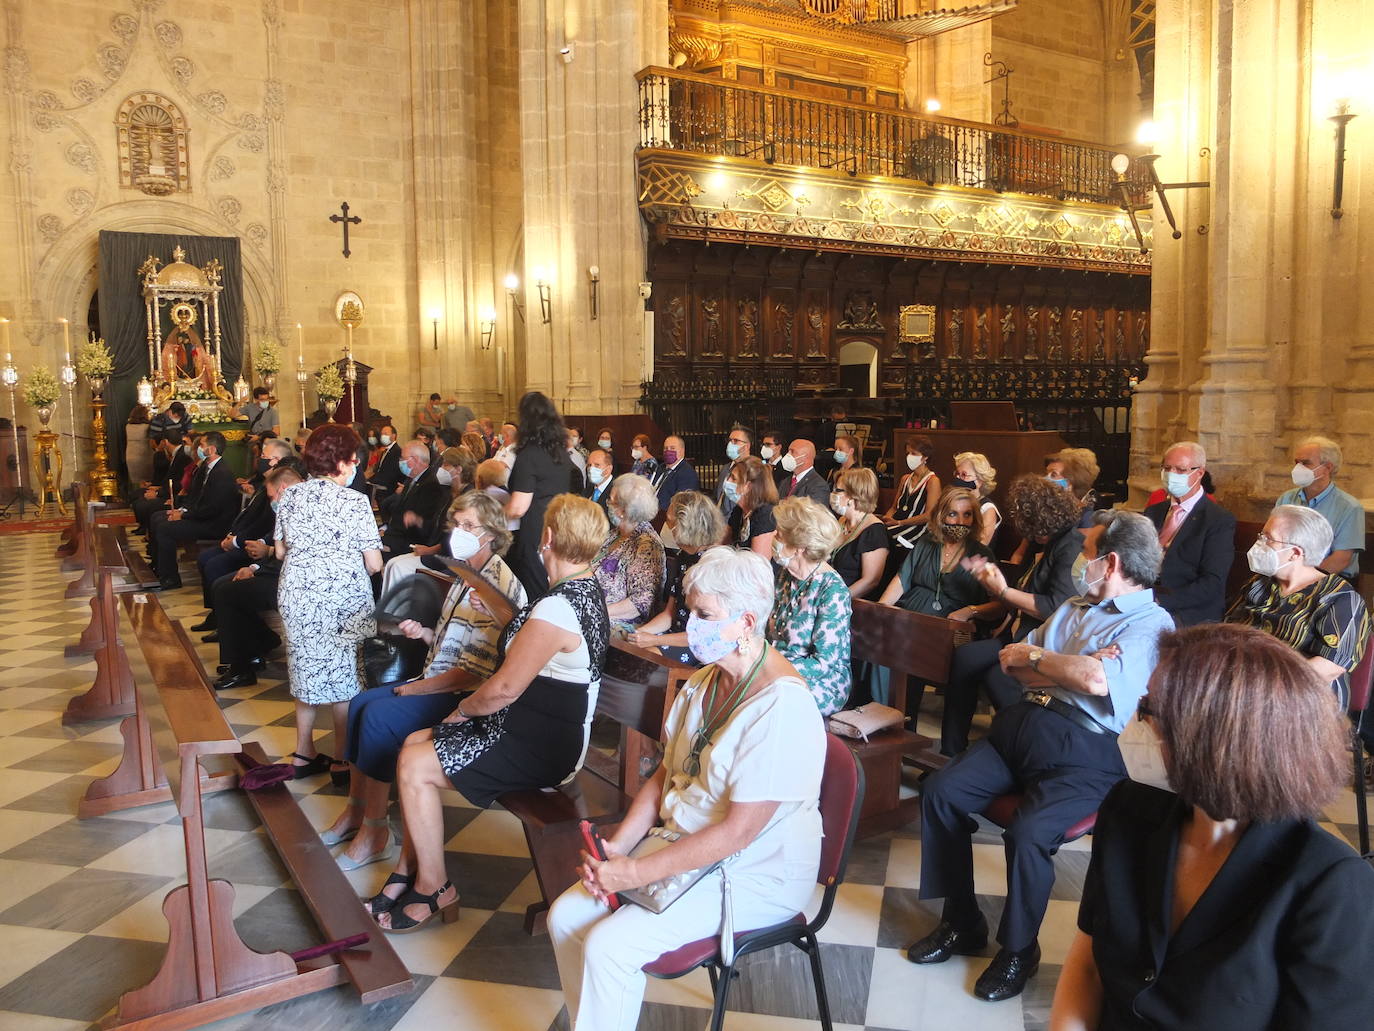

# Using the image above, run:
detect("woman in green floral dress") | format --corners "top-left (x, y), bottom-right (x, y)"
top-left (767, 497), bottom-right (853, 716)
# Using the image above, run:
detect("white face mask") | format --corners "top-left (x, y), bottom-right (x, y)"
top-left (380, 434), bottom-right (392, 446)
top-left (1161, 468), bottom-right (1192, 498)
top-left (780, 452), bottom-right (798, 473)
top-left (772, 538), bottom-right (793, 568)
top-left (1291, 462), bottom-right (1317, 488)
top-left (448, 526), bottom-right (483, 561)
top-left (759, 445), bottom-right (776, 462)
top-left (598, 438), bottom-right (612, 450)
top-left (631, 447), bottom-right (645, 461)
top-left (1246, 540), bottom-right (1293, 577)
top-left (829, 493), bottom-right (847, 517)
top-left (435, 467), bottom-right (454, 486)
top-left (907, 453), bottom-right (922, 471)
top-left (1118, 712), bottom-right (1173, 792)
top-left (1071, 553), bottom-right (1106, 596)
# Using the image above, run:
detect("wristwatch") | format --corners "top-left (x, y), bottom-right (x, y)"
top-left (1028, 648), bottom-right (1045, 672)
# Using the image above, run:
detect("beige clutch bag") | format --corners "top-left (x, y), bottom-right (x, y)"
top-left (826, 703), bottom-right (907, 741)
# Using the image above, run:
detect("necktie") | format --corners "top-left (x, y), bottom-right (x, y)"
top-left (1158, 504), bottom-right (1187, 548)
top-left (788, 476), bottom-right (798, 497)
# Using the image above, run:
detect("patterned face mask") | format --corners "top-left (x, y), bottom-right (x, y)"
top-left (685, 612), bottom-right (742, 665)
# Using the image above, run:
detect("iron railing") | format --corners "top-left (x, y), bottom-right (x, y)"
top-left (637, 68), bottom-right (1145, 206)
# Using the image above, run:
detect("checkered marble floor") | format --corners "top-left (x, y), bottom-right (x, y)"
top-left (0, 529), bottom-right (1367, 1031)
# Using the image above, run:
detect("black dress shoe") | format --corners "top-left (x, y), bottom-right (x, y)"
top-left (202, 632), bottom-right (219, 643)
top-left (974, 944), bottom-right (1040, 1002)
top-left (158, 577), bottom-right (183, 591)
top-left (213, 670), bottom-right (257, 691)
top-left (216, 656), bottom-right (266, 676)
top-left (190, 617), bottom-right (216, 632)
top-left (906, 919), bottom-right (989, 964)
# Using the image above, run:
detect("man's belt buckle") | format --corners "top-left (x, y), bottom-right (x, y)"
top-left (1025, 689), bottom-right (1052, 707)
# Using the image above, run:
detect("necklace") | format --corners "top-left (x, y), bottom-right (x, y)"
top-left (832, 515), bottom-right (870, 556)
top-left (772, 562), bottom-right (821, 634)
top-left (684, 642), bottom-right (769, 778)
top-left (551, 568), bottom-right (592, 590)
top-left (932, 541), bottom-right (966, 612)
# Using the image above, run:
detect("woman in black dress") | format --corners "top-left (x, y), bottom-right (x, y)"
top-left (724, 455), bottom-right (779, 559)
top-left (829, 467), bottom-right (890, 600)
top-left (371, 494), bottom-right (611, 931)
top-left (505, 390), bottom-right (575, 599)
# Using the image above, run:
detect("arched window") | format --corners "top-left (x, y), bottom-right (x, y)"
top-left (115, 92), bottom-right (190, 195)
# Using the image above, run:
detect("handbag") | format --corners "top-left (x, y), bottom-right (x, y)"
top-left (618, 827), bottom-right (724, 914)
top-left (360, 633), bottom-right (429, 690)
top-left (827, 702), bottom-right (906, 742)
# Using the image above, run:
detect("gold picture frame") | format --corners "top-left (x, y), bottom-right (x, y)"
top-left (898, 303), bottom-right (936, 343)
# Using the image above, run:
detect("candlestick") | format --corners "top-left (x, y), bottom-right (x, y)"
top-left (60, 351), bottom-right (80, 481)
top-left (59, 317), bottom-right (70, 355)
top-left (0, 317), bottom-right (9, 353)
top-left (297, 322), bottom-right (304, 351)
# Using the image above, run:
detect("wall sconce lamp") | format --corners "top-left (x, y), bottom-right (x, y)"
top-left (1110, 150), bottom-right (1210, 252)
top-left (478, 306), bottom-right (497, 350)
top-left (588, 266), bottom-right (600, 320)
top-left (533, 266), bottom-right (553, 325)
top-left (1331, 101), bottom-right (1357, 219)
top-left (504, 274), bottom-right (526, 323)
top-left (428, 308), bottom-right (442, 350)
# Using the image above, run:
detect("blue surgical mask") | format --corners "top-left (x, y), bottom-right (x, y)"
top-left (196, 446), bottom-right (206, 461)
top-left (608, 509), bottom-right (623, 529)
top-left (1161, 469), bottom-right (1192, 498)
top-left (726, 441), bottom-right (742, 461)
top-left (1049, 476), bottom-right (1070, 490)
top-left (399, 459), bottom-right (412, 478)
top-left (721, 479), bottom-right (739, 502)
top-left (258, 400), bottom-right (269, 410)
top-left (270, 499), bottom-right (280, 513)
top-left (686, 612), bottom-right (742, 665)
top-left (587, 465), bottom-right (606, 485)
top-left (834, 449), bottom-right (849, 465)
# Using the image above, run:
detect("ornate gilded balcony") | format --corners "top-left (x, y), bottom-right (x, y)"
top-left (636, 68), bottom-right (1152, 274)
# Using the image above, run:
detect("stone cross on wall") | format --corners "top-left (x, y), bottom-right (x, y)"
top-left (329, 201), bottom-right (362, 258)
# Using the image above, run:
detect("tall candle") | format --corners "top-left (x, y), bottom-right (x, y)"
top-left (296, 322), bottom-right (303, 351)
top-left (0, 318), bottom-right (9, 353)
top-left (59, 317), bottom-right (69, 354)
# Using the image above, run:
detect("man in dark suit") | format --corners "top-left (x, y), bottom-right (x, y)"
top-left (132, 428), bottom-right (195, 535)
top-left (1143, 441), bottom-right (1236, 626)
top-left (211, 464), bottom-right (304, 690)
top-left (777, 439), bottom-right (831, 507)
top-left (190, 439), bottom-right (297, 631)
top-left (713, 426), bottom-right (753, 517)
top-left (369, 424), bottom-right (403, 496)
top-left (653, 435), bottom-right (700, 511)
top-left (149, 431), bottom-right (241, 590)
top-left (760, 429), bottom-right (788, 494)
top-left (584, 448), bottom-right (614, 513)
top-left (379, 441), bottom-right (447, 560)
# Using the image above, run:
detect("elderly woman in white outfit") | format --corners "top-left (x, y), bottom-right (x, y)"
top-left (550, 545), bottom-right (825, 1031)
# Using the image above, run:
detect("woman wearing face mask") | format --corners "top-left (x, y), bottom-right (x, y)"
top-left (596, 427), bottom-right (615, 466)
top-left (629, 434), bottom-right (660, 482)
top-left (1046, 447), bottom-right (1099, 527)
top-left (723, 456), bottom-right (779, 560)
top-left (1051, 624), bottom-right (1374, 1031)
top-left (371, 494), bottom-right (610, 931)
top-left (321, 493), bottom-right (527, 871)
top-left (830, 468), bottom-right (891, 600)
top-left (952, 451), bottom-right (1000, 547)
top-left (1224, 504), bottom-right (1372, 710)
top-left (550, 546), bottom-right (826, 1031)
top-left (826, 434), bottom-right (863, 488)
top-left (883, 436), bottom-right (940, 549)
top-left (592, 474), bottom-right (667, 627)
top-left (768, 497), bottom-right (853, 715)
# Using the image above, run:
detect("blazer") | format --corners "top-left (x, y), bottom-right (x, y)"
top-left (654, 460), bottom-right (701, 510)
top-left (381, 466), bottom-right (447, 556)
top-left (1078, 780), bottom-right (1374, 1031)
top-left (369, 443), bottom-right (403, 494)
top-left (778, 466), bottom-right (831, 508)
top-left (1143, 494), bottom-right (1236, 626)
top-left (228, 488), bottom-right (274, 546)
top-left (183, 459), bottom-right (240, 535)
top-left (584, 479), bottom-right (611, 514)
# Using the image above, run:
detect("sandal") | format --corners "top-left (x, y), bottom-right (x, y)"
top-left (381, 881), bottom-right (460, 933)
top-left (364, 872), bottom-right (415, 917)
top-left (289, 751), bottom-right (331, 779)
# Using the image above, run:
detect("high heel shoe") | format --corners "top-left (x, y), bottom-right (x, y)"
top-left (381, 881), bottom-right (460, 933)
top-left (319, 798), bottom-right (363, 846)
top-left (364, 872), bottom-right (414, 917)
top-left (336, 818), bottom-right (398, 871)
top-left (289, 751), bottom-right (331, 779)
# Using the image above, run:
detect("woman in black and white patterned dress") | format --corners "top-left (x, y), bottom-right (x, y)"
top-left (369, 494), bottom-right (612, 932)
top-left (275, 424), bottom-right (383, 781)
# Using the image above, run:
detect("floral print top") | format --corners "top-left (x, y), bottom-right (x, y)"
top-left (593, 523), bottom-right (667, 625)
top-left (767, 565), bottom-right (853, 716)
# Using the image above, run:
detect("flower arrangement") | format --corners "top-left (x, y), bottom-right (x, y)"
top-left (22, 366), bottom-right (60, 409)
top-left (315, 363), bottom-right (343, 401)
top-left (256, 336), bottom-right (282, 375)
top-left (76, 337), bottom-right (114, 380)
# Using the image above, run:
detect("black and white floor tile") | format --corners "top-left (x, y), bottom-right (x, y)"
top-left (0, 529), bottom-right (1366, 1030)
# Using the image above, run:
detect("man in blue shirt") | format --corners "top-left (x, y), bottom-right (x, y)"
top-left (1276, 435), bottom-right (1364, 579)
top-left (909, 510), bottom-right (1174, 1003)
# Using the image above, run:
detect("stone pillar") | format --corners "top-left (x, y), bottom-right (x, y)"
top-left (907, 24), bottom-right (993, 122)
top-left (1131, 0), bottom-right (1374, 517)
top-left (515, 0), bottom-right (667, 416)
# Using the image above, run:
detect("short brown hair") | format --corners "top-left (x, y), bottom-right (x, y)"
top-left (475, 458), bottom-right (508, 489)
top-left (543, 494), bottom-right (609, 564)
top-left (1150, 624), bottom-right (1349, 821)
top-left (836, 467), bottom-right (878, 513)
top-left (1007, 473), bottom-right (1082, 541)
top-left (264, 463), bottom-right (305, 489)
top-left (441, 446), bottom-right (477, 487)
top-left (727, 456), bottom-right (778, 505)
top-left (927, 487), bottom-right (984, 545)
top-left (905, 435), bottom-right (934, 458)
top-left (302, 423), bottom-right (361, 478)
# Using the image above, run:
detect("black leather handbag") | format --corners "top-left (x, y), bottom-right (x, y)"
top-left (360, 574), bottom-right (446, 689)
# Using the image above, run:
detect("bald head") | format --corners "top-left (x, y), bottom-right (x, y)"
top-left (787, 439), bottom-right (816, 473)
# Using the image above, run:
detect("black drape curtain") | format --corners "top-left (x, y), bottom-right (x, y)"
top-left (97, 231), bottom-right (243, 480)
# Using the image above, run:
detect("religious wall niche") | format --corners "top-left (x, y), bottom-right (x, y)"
top-left (116, 92), bottom-right (190, 196)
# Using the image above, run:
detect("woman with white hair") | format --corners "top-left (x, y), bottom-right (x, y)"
top-left (592, 473), bottom-right (667, 626)
top-left (1226, 503), bottom-right (1372, 709)
top-left (769, 496), bottom-right (853, 715)
top-left (549, 546), bottom-right (826, 1031)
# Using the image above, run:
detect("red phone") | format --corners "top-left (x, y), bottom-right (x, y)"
top-left (577, 820), bottom-right (621, 910)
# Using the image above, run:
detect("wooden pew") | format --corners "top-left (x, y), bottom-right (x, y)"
top-left (92, 592), bottom-right (412, 1029)
top-left (63, 526), bottom-right (137, 724)
top-left (63, 487), bottom-right (106, 598)
top-left (57, 482), bottom-right (89, 566)
top-left (601, 636), bottom-right (698, 794)
top-left (848, 599), bottom-right (972, 836)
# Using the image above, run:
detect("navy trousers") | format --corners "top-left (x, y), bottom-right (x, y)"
top-left (345, 686), bottom-right (465, 783)
top-left (198, 545), bottom-right (252, 608)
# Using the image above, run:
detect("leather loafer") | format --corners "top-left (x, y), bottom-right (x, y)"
top-left (974, 944), bottom-right (1040, 1002)
top-left (158, 577), bottom-right (183, 591)
top-left (202, 632), bottom-right (219, 643)
top-left (905, 919), bottom-right (989, 964)
top-left (213, 670), bottom-right (257, 691)
top-left (216, 656), bottom-right (266, 675)
top-left (190, 617), bottom-right (216, 632)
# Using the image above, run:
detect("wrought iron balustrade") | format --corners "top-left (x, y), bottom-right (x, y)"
top-left (637, 68), bottom-right (1147, 207)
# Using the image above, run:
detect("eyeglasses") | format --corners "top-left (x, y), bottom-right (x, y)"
top-left (452, 521), bottom-right (484, 534)
top-left (1255, 532), bottom-right (1294, 548)
top-left (1160, 464), bottom-right (1200, 474)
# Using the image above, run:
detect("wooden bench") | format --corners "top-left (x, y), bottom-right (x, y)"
top-left (64, 525), bottom-right (139, 724)
top-left (57, 482), bottom-right (91, 567)
top-left (85, 591), bottom-right (412, 1028)
top-left (63, 486), bottom-right (106, 598)
top-left (848, 599), bottom-right (972, 836)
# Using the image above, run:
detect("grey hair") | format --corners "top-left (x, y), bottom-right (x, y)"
top-left (1097, 509), bottom-right (1163, 587)
top-left (1270, 504), bottom-right (1333, 567)
top-left (682, 545), bottom-right (774, 628)
top-left (263, 437), bottom-right (293, 459)
top-left (1165, 440), bottom-right (1206, 467)
top-left (609, 473), bottom-right (659, 525)
top-left (669, 490), bottom-right (726, 551)
top-left (1297, 435), bottom-right (1342, 473)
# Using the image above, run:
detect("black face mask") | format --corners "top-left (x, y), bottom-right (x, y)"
top-left (255, 458), bottom-right (271, 474)
top-left (953, 477), bottom-right (978, 491)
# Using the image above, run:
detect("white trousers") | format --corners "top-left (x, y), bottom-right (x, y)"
top-left (549, 872), bottom-right (810, 1031)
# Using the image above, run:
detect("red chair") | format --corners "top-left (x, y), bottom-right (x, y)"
top-left (1347, 642), bottom-right (1374, 857)
top-left (983, 795), bottom-right (1098, 846)
top-left (642, 734), bottom-right (865, 1031)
